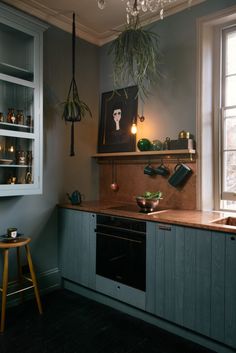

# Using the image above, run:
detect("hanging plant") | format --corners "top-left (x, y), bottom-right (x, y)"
top-left (108, 14), bottom-right (161, 100)
top-left (62, 13), bottom-right (92, 156)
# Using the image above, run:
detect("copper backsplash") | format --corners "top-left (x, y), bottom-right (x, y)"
top-left (99, 160), bottom-right (196, 210)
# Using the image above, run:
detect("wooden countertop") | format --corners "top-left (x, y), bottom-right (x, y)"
top-left (58, 201), bottom-right (236, 234)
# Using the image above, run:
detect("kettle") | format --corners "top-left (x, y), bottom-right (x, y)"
top-left (67, 190), bottom-right (82, 205)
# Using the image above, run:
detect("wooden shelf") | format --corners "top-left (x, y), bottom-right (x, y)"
top-left (92, 149), bottom-right (196, 158)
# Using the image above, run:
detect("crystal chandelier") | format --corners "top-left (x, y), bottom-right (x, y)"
top-left (97, 0), bottom-right (192, 22)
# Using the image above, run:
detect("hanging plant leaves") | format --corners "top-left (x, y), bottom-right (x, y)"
top-left (108, 16), bottom-right (161, 100)
top-left (62, 13), bottom-right (92, 156)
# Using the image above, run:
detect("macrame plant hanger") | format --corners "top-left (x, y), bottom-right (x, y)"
top-left (63, 13), bottom-right (81, 156)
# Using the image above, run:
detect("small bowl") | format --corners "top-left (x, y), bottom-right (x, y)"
top-left (136, 196), bottom-right (160, 213)
top-left (0, 159), bottom-right (13, 165)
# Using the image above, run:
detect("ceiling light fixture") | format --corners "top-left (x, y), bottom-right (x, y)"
top-left (98, 0), bottom-right (192, 22)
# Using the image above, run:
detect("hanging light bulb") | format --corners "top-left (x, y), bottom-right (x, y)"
top-left (130, 114), bottom-right (145, 134)
top-left (131, 122), bottom-right (137, 134)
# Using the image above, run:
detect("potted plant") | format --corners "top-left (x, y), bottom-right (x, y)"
top-left (136, 191), bottom-right (163, 213)
top-left (108, 13), bottom-right (161, 99)
top-left (62, 13), bottom-right (92, 156)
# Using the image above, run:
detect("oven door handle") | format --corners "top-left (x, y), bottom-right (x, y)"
top-left (96, 232), bottom-right (143, 244)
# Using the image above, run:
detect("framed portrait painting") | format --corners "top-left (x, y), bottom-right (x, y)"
top-left (97, 86), bottom-right (138, 153)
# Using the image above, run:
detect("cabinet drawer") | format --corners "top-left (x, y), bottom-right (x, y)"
top-left (96, 274), bottom-right (145, 310)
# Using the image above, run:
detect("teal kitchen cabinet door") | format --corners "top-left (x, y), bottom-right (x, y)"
top-left (225, 233), bottom-right (236, 348)
top-left (154, 224), bottom-right (212, 336)
top-left (58, 208), bottom-right (96, 289)
top-left (155, 223), bottom-right (185, 325)
top-left (145, 221), bottom-right (156, 314)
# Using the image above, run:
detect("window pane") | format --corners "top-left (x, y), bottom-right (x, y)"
top-left (226, 31), bottom-right (236, 75)
top-left (225, 75), bottom-right (236, 106)
top-left (223, 151), bottom-right (236, 192)
top-left (225, 117), bottom-right (236, 149)
top-left (221, 200), bottom-right (236, 210)
top-left (225, 107), bottom-right (236, 117)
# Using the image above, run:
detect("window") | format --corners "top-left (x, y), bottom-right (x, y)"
top-left (197, 5), bottom-right (236, 212)
top-left (221, 27), bottom-right (236, 210)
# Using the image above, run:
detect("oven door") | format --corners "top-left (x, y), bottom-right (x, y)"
top-left (96, 227), bottom-right (146, 291)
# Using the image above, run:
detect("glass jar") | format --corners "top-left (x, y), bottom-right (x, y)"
top-left (7, 108), bottom-right (15, 124)
top-left (16, 110), bottom-right (24, 125)
top-left (26, 115), bottom-right (32, 127)
top-left (16, 150), bottom-right (26, 165)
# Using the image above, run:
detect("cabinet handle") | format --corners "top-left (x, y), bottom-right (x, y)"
top-left (158, 225), bottom-right (171, 231)
top-left (96, 232), bottom-right (143, 244)
top-left (231, 236), bottom-right (235, 241)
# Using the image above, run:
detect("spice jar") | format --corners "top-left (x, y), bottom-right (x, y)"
top-left (16, 150), bottom-right (26, 165)
top-left (26, 115), bottom-right (32, 127)
top-left (163, 137), bottom-right (170, 150)
top-left (26, 151), bottom-right (32, 165)
top-left (7, 108), bottom-right (15, 124)
top-left (16, 110), bottom-right (24, 125)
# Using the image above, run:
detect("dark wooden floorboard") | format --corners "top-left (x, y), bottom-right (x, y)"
top-left (0, 289), bottom-right (217, 353)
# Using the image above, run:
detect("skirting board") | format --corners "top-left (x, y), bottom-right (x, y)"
top-left (6, 267), bottom-right (61, 308)
top-left (63, 279), bottom-right (235, 353)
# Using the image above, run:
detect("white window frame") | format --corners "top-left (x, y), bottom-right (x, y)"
top-left (197, 4), bottom-right (236, 211)
top-left (220, 26), bottom-right (236, 204)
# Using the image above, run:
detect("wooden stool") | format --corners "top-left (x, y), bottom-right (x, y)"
top-left (0, 237), bottom-right (42, 332)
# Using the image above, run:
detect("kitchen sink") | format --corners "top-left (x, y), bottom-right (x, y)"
top-left (212, 216), bottom-right (236, 226)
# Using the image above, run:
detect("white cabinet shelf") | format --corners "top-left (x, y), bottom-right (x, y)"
top-left (0, 62), bottom-right (33, 81)
top-left (0, 3), bottom-right (47, 196)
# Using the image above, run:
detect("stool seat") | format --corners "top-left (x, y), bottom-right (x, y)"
top-left (0, 237), bottom-right (31, 248)
top-left (0, 236), bottom-right (42, 332)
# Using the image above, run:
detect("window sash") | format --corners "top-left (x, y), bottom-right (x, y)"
top-left (220, 26), bottom-right (236, 204)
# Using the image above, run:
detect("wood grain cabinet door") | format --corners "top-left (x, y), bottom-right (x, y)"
top-left (58, 208), bottom-right (96, 289)
top-left (154, 225), bottom-right (212, 335)
top-left (225, 234), bottom-right (236, 348)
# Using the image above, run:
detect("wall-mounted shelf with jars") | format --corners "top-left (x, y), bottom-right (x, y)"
top-left (0, 3), bottom-right (47, 196)
top-left (92, 149), bottom-right (196, 161)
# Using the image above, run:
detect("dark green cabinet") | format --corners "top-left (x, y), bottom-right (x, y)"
top-left (58, 208), bottom-right (96, 289)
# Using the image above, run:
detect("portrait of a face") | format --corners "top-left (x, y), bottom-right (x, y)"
top-left (112, 108), bottom-right (122, 130)
top-left (98, 86), bottom-right (138, 153)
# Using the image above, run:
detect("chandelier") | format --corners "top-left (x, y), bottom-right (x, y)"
top-left (97, 0), bottom-right (192, 22)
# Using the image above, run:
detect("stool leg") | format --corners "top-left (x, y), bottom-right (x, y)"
top-left (25, 244), bottom-right (43, 314)
top-left (16, 247), bottom-right (24, 303)
top-left (1, 249), bottom-right (9, 333)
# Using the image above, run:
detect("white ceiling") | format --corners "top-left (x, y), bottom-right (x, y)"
top-left (2, 0), bottom-right (205, 46)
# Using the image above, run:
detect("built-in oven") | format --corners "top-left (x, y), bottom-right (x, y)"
top-left (96, 214), bottom-right (146, 291)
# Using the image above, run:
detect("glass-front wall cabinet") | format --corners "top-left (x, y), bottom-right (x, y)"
top-left (0, 3), bottom-right (46, 196)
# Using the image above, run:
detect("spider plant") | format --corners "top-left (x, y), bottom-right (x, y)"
top-left (62, 13), bottom-right (92, 156)
top-left (108, 15), bottom-right (161, 99)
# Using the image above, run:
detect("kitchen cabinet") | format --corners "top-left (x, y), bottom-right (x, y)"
top-left (0, 3), bottom-right (46, 196)
top-left (148, 223), bottom-right (236, 349)
top-left (58, 207), bottom-right (236, 350)
top-left (224, 234), bottom-right (236, 347)
top-left (58, 208), bottom-right (96, 289)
